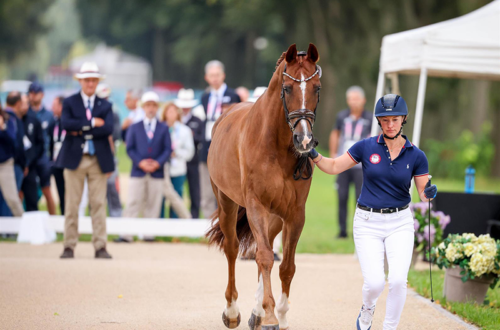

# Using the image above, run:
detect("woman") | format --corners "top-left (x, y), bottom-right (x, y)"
top-left (309, 94), bottom-right (437, 330)
top-left (160, 102), bottom-right (195, 218)
top-left (0, 104), bottom-right (24, 217)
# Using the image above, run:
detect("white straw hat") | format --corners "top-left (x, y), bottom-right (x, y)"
top-left (141, 91), bottom-right (160, 104)
top-left (248, 86), bottom-right (267, 103)
top-left (174, 88), bottom-right (198, 108)
top-left (74, 62), bottom-right (105, 80)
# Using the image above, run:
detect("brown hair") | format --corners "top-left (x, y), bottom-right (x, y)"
top-left (161, 101), bottom-right (182, 123)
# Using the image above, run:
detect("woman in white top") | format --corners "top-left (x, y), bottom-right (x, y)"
top-left (160, 102), bottom-right (195, 218)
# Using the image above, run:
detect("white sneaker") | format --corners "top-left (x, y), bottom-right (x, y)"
top-left (356, 305), bottom-right (375, 330)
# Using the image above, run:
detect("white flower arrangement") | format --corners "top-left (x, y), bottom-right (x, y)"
top-left (432, 233), bottom-right (500, 289)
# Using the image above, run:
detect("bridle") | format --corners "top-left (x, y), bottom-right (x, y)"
top-left (280, 55), bottom-right (322, 180)
top-left (280, 60), bottom-right (322, 133)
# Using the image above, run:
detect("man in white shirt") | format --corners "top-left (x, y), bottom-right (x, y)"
top-left (199, 60), bottom-right (240, 218)
top-left (121, 89), bottom-right (144, 142)
top-left (57, 62), bottom-right (115, 259)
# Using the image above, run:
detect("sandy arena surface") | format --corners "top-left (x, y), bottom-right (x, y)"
top-left (0, 242), bottom-right (472, 329)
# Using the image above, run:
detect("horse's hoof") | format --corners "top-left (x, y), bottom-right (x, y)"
top-left (222, 311), bottom-right (241, 329)
top-left (261, 325), bottom-right (280, 330)
top-left (248, 312), bottom-right (262, 330)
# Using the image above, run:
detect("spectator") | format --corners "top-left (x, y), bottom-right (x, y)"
top-left (57, 62), bottom-right (114, 259)
top-left (329, 86), bottom-right (373, 238)
top-left (0, 103), bottom-right (24, 217)
top-left (121, 89), bottom-right (144, 142)
top-left (176, 89), bottom-right (203, 218)
top-left (235, 86), bottom-right (250, 102)
top-left (200, 60), bottom-right (240, 218)
top-left (48, 96), bottom-right (66, 214)
top-left (161, 102), bottom-right (194, 218)
top-left (96, 84), bottom-right (123, 218)
top-left (20, 94), bottom-right (45, 212)
top-left (119, 92), bottom-right (171, 242)
top-left (0, 92), bottom-right (26, 216)
top-left (28, 82), bottom-right (56, 215)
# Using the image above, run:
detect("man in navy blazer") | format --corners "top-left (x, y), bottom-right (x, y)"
top-left (58, 62), bottom-right (114, 259)
top-left (118, 91), bottom-right (171, 242)
top-left (199, 60), bottom-right (240, 218)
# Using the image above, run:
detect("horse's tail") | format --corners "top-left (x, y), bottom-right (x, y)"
top-left (205, 206), bottom-right (254, 255)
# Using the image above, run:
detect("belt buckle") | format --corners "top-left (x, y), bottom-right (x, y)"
top-left (380, 208), bottom-right (389, 214)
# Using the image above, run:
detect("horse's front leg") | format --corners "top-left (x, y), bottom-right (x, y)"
top-left (277, 209), bottom-right (305, 330)
top-left (246, 198), bottom-right (280, 330)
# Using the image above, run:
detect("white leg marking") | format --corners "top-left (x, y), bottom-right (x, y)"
top-left (277, 293), bottom-right (290, 329)
top-left (253, 274), bottom-right (265, 316)
top-left (224, 299), bottom-right (240, 319)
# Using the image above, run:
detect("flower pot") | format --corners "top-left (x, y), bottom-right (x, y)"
top-left (443, 267), bottom-right (495, 304)
top-left (410, 248), bottom-right (419, 268)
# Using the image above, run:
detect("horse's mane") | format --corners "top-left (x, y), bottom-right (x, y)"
top-left (275, 52), bottom-right (286, 72)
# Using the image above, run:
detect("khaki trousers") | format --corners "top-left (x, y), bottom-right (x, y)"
top-left (64, 155), bottom-right (107, 250)
top-left (163, 163), bottom-right (191, 219)
top-left (0, 158), bottom-right (24, 217)
top-left (124, 175), bottom-right (164, 218)
top-left (199, 162), bottom-right (216, 218)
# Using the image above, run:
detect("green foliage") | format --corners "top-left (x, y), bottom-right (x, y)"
top-left (432, 233), bottom-right (500, 289)
top-left (408, 269), bottom-right (500, 329)
top-left (425, 123), bottom-right (495, 179)
top-left (0, 0), bottom-right (55, 62)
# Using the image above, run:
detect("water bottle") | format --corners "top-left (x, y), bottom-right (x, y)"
top-left (465, 165), bottom-right (475, 194)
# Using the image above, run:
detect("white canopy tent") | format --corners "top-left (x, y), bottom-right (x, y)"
top-left (370, 0), bottom-right (500, 148)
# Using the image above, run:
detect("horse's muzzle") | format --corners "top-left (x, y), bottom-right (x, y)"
top-left (293, 133), bottom-right (314, 153)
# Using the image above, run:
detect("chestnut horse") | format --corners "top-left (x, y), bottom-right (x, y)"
top-left (206, 43), bottom-right (321, 330)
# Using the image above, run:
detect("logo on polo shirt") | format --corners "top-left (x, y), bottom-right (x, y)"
top-left (369, 154), bottom-right (381, 164)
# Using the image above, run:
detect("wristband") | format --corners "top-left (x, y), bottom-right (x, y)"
top-left (313, 154), bottom-right (323, 164)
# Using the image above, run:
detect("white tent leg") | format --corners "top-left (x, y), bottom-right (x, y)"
top-left (412, 68), bottom-right (428, 147)
top-left (410, 68), bottom-right (428, 199)
top-left (370, 70), bottom-right (386, 137)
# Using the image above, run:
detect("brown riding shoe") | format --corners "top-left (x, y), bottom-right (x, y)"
top-left (95, 248), bottom-right (112, 259)
top-left (60, 248), bottom-right (74, 259)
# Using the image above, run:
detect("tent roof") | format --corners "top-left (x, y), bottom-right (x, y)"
top-left (380, 0), bottom-right (500, 80)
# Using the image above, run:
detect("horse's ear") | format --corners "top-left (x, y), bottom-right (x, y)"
top-left (307, 43), bottom-right (320, 63)
top-left (285, 44), bottom-right (297, 63)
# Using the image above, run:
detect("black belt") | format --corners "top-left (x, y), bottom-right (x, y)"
top-left (357, 204), bottom-right (409, 214)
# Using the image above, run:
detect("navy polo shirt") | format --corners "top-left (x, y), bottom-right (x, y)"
top-left (347, 134), bottom-right (429, 209)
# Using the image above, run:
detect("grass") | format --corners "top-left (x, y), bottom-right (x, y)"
top-left (408, 269), bottom-right (500, 329)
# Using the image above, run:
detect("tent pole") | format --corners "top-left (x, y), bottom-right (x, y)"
top-left (410, 68), bottom-right (428, 199)
top-left (370, 70), bottom-right (386, 136)
top-left (412, 68), bottom-right (428, 147)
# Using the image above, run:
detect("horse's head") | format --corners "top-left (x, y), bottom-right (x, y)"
top-left (281, 43), bottom-right (321, 154)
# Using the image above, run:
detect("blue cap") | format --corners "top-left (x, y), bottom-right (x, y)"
top-left (28, 82), bottom-right (44, 93)
top-left (374, 94), bottom-right (408, 117)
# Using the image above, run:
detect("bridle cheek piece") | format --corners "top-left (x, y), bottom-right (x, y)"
top-left (281, 63), bottom-right (321, 133)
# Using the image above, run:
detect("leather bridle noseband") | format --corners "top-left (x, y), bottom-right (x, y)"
top-left (280, 61), bottom-right (322, 133)
top-left (280, 55), bottom-right (322, 181)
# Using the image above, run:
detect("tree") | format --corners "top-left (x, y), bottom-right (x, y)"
top-left (0, 0), bottom-right (55, 62)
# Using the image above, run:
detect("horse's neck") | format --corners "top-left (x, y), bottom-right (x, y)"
top-left (250, 71), bottom-right (293, 152)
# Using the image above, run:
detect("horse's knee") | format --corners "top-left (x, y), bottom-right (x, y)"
top-left (256, 249), bottom-right (274, 271)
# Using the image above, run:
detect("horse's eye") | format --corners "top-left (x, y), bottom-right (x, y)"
top-left (315, 86), bottom-right (321, 93)
top-left (284, 86), bottom-right (292, 94)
